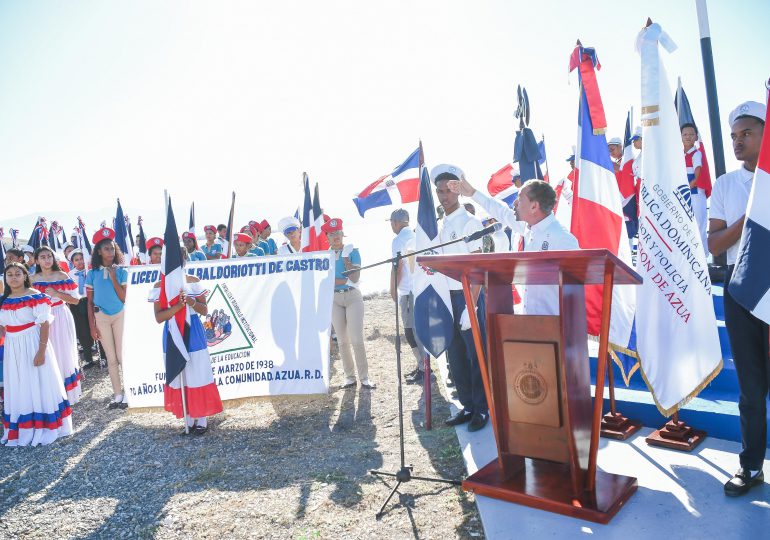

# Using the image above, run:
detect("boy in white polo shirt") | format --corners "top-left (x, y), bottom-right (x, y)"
top-left (709, 100), bottom-right (768, 497)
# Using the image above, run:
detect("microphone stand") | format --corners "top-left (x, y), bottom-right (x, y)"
top-left (343, 226), bottom-right (497, 518)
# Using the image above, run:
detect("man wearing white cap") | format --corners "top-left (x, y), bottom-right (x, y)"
top-left (608, 136), bottom-right (623, 173)
top-left (432, 164), bottom-right (489, 432)
top-left (708, 100), bottom-right (768, 497)
top-left (631, 126), bottom-right (643, 180)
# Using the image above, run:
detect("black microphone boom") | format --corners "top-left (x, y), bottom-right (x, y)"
top-left (464, 222), bottom-right (502, 243)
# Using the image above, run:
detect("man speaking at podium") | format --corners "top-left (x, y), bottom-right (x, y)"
top-left (454, 177), bottom-right (579, 316)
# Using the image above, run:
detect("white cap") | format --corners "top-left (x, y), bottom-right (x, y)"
top-left (21, 245), bottom-right (34, 254)
top-left (608, 137), bottom-right (623, 146)
top-left (277, 216), bottom-right (301, 235)
top-left (729, 101), bottom-right (766, 128)
top-left (67, 248), bottom-right (83, 261)
top-left (430, 163), bottom-right (465, 183)
top-left (632, 126), bottom-right (642, 139)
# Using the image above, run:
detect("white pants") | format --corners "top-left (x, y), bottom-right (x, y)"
top-left (691, 190), bottom-right (708, 256)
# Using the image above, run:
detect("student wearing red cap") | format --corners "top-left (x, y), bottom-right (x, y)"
top-left (183, 232), bottom-right (206, 262)
top-left (323, 218), bottom-right (374, 389)
top-left (257, 220), bottom-right (278, 255)
top-left (146, 238), bottom-right (164, 265)
top-left (85, 227), bottom-right (128, 409)
top-left (232, 233), bottom-right (257, 258)
top-left (201, 225), bottom-right (224, 260)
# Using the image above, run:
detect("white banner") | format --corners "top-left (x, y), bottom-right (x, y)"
top-left (122, 253), bottom-right (335, 409)
top-left (634, 23), bottom-right (722, 416)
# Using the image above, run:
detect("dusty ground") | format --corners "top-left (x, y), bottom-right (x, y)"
top-left (0, 294), bottom-right (484, 539)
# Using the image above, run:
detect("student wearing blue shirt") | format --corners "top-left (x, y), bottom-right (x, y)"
top-left (258, 220), bottom-right (278, 255)
top-left (201, 225), bottom-right (224, 260)
top-left (86, 227), bottom-right (129, 409)
top-left (183, 232), bottom-right (207, 262)
top-left (323, 218), bottom-right (374, 389)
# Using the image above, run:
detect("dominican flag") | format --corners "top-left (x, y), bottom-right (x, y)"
top-left (570, 43), bottom-right (637, 383)
top-left (114, 200), bottom-right (133, 258)
top-left (160, 195), bottom-right (191, 386)
top-left (487, 163), bottom-right (520, 207)
top-left (75, 217), bottom-right (92, 257)
top-left (729, 87), bottom-right (770, 325)
top-left (10, 228), bottom-right (19, 248)
top-left (619, 111), bottom-right (637, 204)
top-left (312, 183), bottom-right (330, 251)
top-left (28, 216), bottom-right (49, 250)
top-left (675, 79), bottom-right (712, 197)
top-left (413, 147), bottom-right (454, 357)
top-left (353, 147), bottom-right (421, 217)
top-left (537, 140), bottom-right (549, 183)
top-left (0, 228), bottom-right (6, 272)
top-left (48, 221), bottom-right (63, 250)
top-left (634, 22), bottom-right (721, 415)
top-left (189, 202), bottom-right (196, 235)
top-left (300, 174), bottom-right (325, 252)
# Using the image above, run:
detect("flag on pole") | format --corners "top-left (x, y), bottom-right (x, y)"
top-left (136, 216), bottom-right (148, 264)
top-left (487, 163), bottom-right (520, 207)
top-left (634, 22), bottom-right (721, 415)
top-left (729, 85), bottom-right (770, 324)
top-left (114, 200), bottom-right (132, 258)
top-left (312, 183), bottom-right (330, 251)
top-left (10, 228), bottom-right (19, 248)
top-left (537, 139), bottom-right (549, 183)
top-left (49, 221), bottom-right (62, 251)
top-left (300, 173), bottom-right (319, 252)
top-left (412, 144), bottom-right (454, 357)
top-left (189, 202), bottom-right (196, 235)
top-left (225, 192), bottom-right (235, 258)
top-left (28, 216), bottom-right (49, 250)
top-left (75, 217), bottom-right (92, 258)
top-left (160, 195), bottom-right (191, 386)
top-left (569, 42), bottom-right (637, 383)
top-left (0, 228), bottom-right (6, 272)
top-left (675, 80), bottom-right (713, 197)
top-left (619, 111), bottom-right (637, 203)
top-left (353, 147), bottom-right (421, 217)
top-left (125, 216), bottom-right (136, 261)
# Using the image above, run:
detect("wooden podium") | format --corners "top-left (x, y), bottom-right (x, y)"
top-left (418, 249), bottom-right (642, 524)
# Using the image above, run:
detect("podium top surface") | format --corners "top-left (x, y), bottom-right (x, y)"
top-left (417, 249), bottom-right (642, 286)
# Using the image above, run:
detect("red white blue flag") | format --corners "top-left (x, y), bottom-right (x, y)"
top-left (412, 145), bottom-right (454, 357)
top-left (729, 86), bottom-right (770, 325)
top-left (160, 196), bottom-right (191, 385)
top-left (353, 147), bottom-right (421, 217)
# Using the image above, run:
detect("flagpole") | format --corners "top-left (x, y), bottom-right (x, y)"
top-left (695, 0), bottom-right (726, 179)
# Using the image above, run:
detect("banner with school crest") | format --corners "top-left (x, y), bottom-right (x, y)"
top-left (122, 253), bottom-right (335, 409)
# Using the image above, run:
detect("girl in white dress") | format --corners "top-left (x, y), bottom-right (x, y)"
top-left (31, 246), bottom-right (82, 404)
top-left (0, 262), bottom-right (73, 446)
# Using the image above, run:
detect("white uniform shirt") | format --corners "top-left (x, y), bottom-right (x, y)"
top-left (439, 206), bottom-right (483, 290)
top-left (709, 166), bottom-right (754, 265)
top-left (215, 236), bottom-right (229, 256)
top-left (391, 227), bottom-right (416, 297)
top-left (277, 243), bottom-right (300, 256)
top-left (491, 230), bottom-right (511, 252)
top-left (472, 190), bottom-right (580, 315)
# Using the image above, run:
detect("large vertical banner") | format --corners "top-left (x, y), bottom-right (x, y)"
top-left (122, 253), bottom-right (335, 409)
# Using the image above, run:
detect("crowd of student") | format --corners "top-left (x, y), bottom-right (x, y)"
top-left (0, 212), bottom-right (368, 445)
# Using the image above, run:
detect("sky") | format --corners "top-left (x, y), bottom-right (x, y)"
top-left (0, 1), bottom-right (767, 292)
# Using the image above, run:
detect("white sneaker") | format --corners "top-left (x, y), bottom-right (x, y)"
top-left (341, 378), bottom-right (357, 389)
top-left (361, 379), bottom-right (376, 389)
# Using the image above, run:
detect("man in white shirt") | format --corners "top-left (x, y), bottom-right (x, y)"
top-left (457, 177), bottom-right (579, 316)
top-left (389, 208), bottom-right (427, 384)
top-left (433, 164), bottom-right (489, 432)
top-left (708, 100), bottom-right (768, 497)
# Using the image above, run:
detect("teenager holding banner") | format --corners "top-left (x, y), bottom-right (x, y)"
top-left (86, 227), bottom-right (128, 410)
top-left (149, 248), bottom-right (222, 435)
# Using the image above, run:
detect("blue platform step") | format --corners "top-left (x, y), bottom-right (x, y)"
top-left (589, 284), bottom-right (770, 446)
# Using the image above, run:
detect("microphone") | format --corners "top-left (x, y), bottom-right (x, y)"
top-left (464, 222), bottom-right (502, 243)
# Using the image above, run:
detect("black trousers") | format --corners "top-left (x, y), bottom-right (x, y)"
top-left (69, 298), bottom-right (96, 361)
top-left (724, 266), bottom-right (770, 470)
top-left (446, 290), bottom-right (488, 415)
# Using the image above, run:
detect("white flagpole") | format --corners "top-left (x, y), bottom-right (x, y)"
top-left (166, 190), bottom-right (191, 434)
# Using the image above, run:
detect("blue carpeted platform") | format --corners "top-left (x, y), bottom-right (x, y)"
top-left (590, 284), bottom-right (770, 446)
